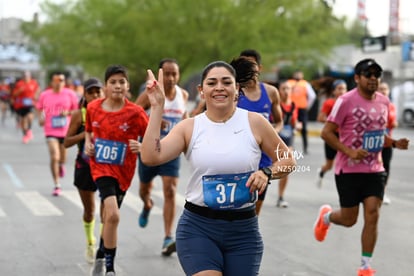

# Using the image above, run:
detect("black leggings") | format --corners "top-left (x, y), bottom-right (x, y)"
top-left (381, 147), bottom-right (393, 185)
top-left (297, 108), bottom-right (308, 153)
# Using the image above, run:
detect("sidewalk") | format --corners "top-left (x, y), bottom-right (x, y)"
top-left (299, 121), bottom-right (323, 137)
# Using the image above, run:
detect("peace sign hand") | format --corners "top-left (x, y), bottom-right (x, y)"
top-left (145, 69), bottom-right (165, 108)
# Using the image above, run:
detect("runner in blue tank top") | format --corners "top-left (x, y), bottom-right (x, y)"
top-left (237, 82), bottom-right (273, 169)
top-left (232, 49), bottom-right (283, 214)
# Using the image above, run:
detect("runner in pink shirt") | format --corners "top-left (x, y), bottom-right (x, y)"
top-left (328, 87), bottom-right (389, 174)
top-left (313, 59), bottom-right (409, 276)
top-left (36, 72), bottom-right (79, 196)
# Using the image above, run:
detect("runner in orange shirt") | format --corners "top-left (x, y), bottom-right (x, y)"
top-left (287, 70), bottom-right (316, 154)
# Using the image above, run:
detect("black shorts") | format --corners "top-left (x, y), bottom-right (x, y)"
top-left (15, 107), bottom-right (33, 117)
top-left (95, 176), bottom-right (126, 208)
top-left (324, 142), bottom-right (337, 160)
top-left (74, 166), bottom-right (97, 192)
top-left (381, 147), bottom-right (393, 174)
top-left (46, 136), bottom-right (65, 144)
top-left (335, 172), bottom-right (387, 208)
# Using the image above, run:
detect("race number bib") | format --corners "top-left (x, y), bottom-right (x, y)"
top-left (51, 116), bottom-right (67, 128)
top-left (22, 98), bottom-right (33, 107)
top-left (94, 138), bottom-right (127, 165)
top-left (279, 125), bottom-right (294, 140)
top-left (362, 130), bottom-right (385, 152)
top-left (202, 172), bottom-right (256, 210)
top-left (161, 116), bottom-right (181, 136)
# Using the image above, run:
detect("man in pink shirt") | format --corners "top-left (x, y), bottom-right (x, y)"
top-left (313, 59), bottom-right (409, 276)
top-left (36, 72), bottom-right (79, 196)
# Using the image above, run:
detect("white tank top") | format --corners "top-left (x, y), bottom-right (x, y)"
top-left (185, 107), bottom-right (261, 207)
top-left (161, 86), bottom-right (186, 136)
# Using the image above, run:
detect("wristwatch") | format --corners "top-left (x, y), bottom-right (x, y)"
top-left (260, 167), bottom-right (272, 182)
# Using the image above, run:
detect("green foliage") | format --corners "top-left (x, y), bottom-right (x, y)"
top-left (22, 0), bottom-right (359, 88)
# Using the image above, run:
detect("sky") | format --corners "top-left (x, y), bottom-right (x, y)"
top-left (0, 0), bottom-right (413, 36)
top-left (333, 0), bottom-right (414, 36)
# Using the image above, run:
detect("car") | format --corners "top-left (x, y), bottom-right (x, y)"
top-left (401, 99), bottom-right (414, 126)
top-left (393, 81), bottom-right (414, 126)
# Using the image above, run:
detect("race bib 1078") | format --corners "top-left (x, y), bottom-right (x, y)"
top-left (51, 116), bottom-right (67, 128)
top-left (362, 129), bottom-right (385, 152)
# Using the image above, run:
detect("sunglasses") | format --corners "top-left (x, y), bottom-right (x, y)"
top-left (360, 71), bottom-right (382, 78)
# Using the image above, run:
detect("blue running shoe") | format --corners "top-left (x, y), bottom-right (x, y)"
top-left (138, 200), bottom-right (153, 228)
top-left (161, 236), bottom-right (176, 256)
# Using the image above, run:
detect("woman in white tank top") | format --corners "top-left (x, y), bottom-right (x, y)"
top-left (140, 61), bottom-right (296, 276)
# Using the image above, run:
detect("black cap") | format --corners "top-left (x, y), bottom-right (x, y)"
top-left (83, 77), bottom-right (103, 91)
top-left (354, 58), bottom-right (383, 75)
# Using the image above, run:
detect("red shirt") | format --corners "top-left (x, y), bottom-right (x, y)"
top-left (321, 98), bottom-right (335, 116)
top-left (12, 79), bottom-right (39, 109)
top-left (387, 103), bottom-right (397, 131)
top-left (384, 102), bottom-right (397, 148)
top-left (85, 98), bottom-right (148, 191)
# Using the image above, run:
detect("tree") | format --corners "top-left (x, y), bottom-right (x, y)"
top-left (22, 0), bottom-right (356, 94)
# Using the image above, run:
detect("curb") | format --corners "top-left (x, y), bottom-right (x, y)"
top-left (295, 122), bottom-right (322, 137)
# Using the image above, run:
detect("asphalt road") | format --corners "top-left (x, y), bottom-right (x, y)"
top-left (1, 113), bottom-right (413, 276)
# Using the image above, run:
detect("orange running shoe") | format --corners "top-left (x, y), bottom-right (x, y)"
top-left (357, 268), bottom-right (376, 276)
top-left (313, 204), bottom-right (332, 242)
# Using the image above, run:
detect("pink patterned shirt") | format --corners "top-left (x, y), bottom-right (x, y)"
top-left (327, 88), bottom-right (389, 174)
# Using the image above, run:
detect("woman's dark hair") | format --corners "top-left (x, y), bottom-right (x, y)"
top-left (78, 97), bottom-right (87, 109)
top-left (239, 49), bottom-right (262, 65)
top-left (200, 61), bottom-right (236, 85)
top-left (200, 59), bottom-right (259, 96)
top-left (230, 57), bottom-right (258, 88)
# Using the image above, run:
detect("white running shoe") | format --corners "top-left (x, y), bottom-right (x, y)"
top-left (85, 243), bottom-right (96, 264)
top-left (91, 258), bottom-right (105, 276)
top-left (383, 194), bottom-right (391, 205)
top-left (276, 198), bottom-right (289, 208)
